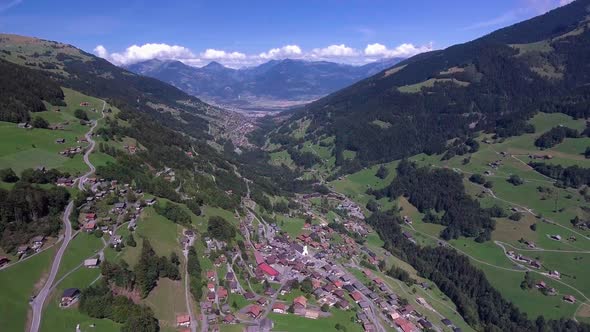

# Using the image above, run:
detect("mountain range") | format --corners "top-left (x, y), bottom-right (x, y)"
top-left (125, 57), bottom-right (403, 111)
top-left (270, 0), bottom-right (590, 172)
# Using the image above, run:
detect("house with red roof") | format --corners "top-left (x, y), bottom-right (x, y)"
top-left (350, 291), bottom-right (363, 303)
top-left (246, 305), bottom-right (262, 319)
top-left (272, 302), bottom-right (287, 314)
top-left (394, 318), bottom-right (418, 332)
top-left (176, 314), bottom-right (191, 327)
top-left (293, 296), bottom-right (308, 310)
top-left (258, 263), bottom-right (279, 278)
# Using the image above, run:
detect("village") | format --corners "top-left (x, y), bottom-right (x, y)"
top-left (166, 190), bottom-right (466, 332)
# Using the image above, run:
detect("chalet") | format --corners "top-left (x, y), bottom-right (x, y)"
top-left (246, 305), bottom-right (262, 319)
top-left (17, 122), bottom-right (32, 129)
top-left (55, 138), bottom-right (66, 144)
top-left (350, 291), bottom-right (363, 303)
top-left (536, 281), bottom-right (547, 289)
top-left (85, 213), bottom-right (97, 221)
top-left (17, 245), bottom-right (29, 255)
top-left (244, 291), bottom-right (256, 300)
top-left (83, 221), bottom-right (97, 232)
top-left (146, 198), bottom-right (157, 206)
top-left (56, 177), bottom-right (73, 187)
top-left (258, 263), bottom-right (279, 278)
top-left (358, 301), bottom-right (370, 311)
top-left (60, 288), bottom-right (80, 307)
top-left (84, 258), bottom-right (100, 268)
top-left (272, 302), bottom-right (286, 314)
top-left (223, 314), bottom-right (236, 324)
top-left (0, 256), bottom-right (10, 267)
top-left (563, 295), bottom-right (576, 304)
top-left (31, 235), bottom-right (46, 246)
top-left (114, 202), bottom-right (127, 210)
top-left (207, 291), bottom-right (216, 302)
top-left (293, 296), bottom-right (307, 310)
top-left (399, 304), bottom-right (415, 316)
top-left (441, 318), bottom-right (453, 326)
top-left (229, 281), bottom-right (239, 293)
top-left (304, 309), bottom-right (320, 319)
top-left (395, 318), bottom-right (418, 332)
top-left (207, 283), bottom-right (215, 292)
top-left (176, 314), bottom-right (191, 327)
top-left (207, 270), bottom-right (216, 281)
top-left (336, 299), bottom-right (350, 310)
top-left (418, 319), bottom-right (433, 329)
top-left (218, 287), bottom-right (228, 300)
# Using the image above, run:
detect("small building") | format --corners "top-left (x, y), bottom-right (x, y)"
top-left (246, 305), bottom-right (262, 319)
top-left (293, 296), bottom-right (307, 310)
top-left (272, 302), bottom-right (286, 314)
top-left (83, 220), bottom-right (97, 232)
top-left (17, 245), bottom-right (30, 255)
top-left (55, 138), bottom-right (66, 144)
top-left (31, 235), bottom-right (45, 249)
top-left (146, 198), bottom-right (157, 206)
top-left (60, 288), bottom-right (80, 307)
top-left (0, 256), bottom-right (10, 267)
top-left (84, 258), bottom-right (100, 268)
top-left (563, 295), bottom-right (576, 304)
top-left (176, 314), bottom-right (191, 327)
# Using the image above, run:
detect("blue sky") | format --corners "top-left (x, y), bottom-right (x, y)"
top-left (0, 0), bottom-right (574, 67)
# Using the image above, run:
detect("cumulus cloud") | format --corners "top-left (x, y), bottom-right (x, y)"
top-left (364, 43), bottom-right (433, 58)
top-left (258, 45), bottom-right (302, 59)
top-left (93, 41), bottom-right (433, 68)
top-left (201, 49), bottom-right (246, 60)
top-left (311, 44), bottom-right (358, 57)
top-left (95, 43), bottom-right (195, 66)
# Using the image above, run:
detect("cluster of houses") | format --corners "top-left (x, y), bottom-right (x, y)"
top-left (506, 251), bottom-right (542, 269)
top-left (16, 236), bottom-right (46, 258)
top-left (59, 145), bottom-right (84, 157)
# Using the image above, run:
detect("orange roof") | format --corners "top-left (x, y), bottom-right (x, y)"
top-left (176, 314), bottom-right (191, 324)
top-left (293, 295), bottom-right (307, 306)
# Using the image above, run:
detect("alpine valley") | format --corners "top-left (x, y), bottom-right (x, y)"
top-left (0, 1), bottom-right (590, 332)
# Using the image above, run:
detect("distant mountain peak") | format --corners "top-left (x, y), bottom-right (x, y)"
top-left (203, 61), bottom-right (227, 70)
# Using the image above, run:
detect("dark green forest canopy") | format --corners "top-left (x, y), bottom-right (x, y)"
top-left (370, 160), bottom-right (495, 241)
top-left (0, 59), bottom-right (65, 122)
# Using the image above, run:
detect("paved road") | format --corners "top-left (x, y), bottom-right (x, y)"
top-left (182, 234), bottom-right (198, 332)
top-left (29, 102), bottom-right (104, 332)
top-left (77, 101), bottom-right (105, 191)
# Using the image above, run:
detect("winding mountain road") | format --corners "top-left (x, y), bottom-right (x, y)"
top-left (29, 102), bottom-right (104, 332)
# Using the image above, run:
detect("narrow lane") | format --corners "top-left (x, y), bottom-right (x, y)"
top-left (29, 102), bottom-right (105, 332)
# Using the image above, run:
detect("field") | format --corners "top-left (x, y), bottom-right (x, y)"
top-left (269, 309), bottom-right (363, 332)
top-left (0, 247), bottom-right (55, 332)
top-left (328, 112), bottom-right (590, 323)
top-left (0, 88), bottom-right (105, 175)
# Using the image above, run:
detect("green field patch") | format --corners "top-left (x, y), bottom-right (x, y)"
top-left (143, 278), bottom-right (187, 330)
top-left (122, 207), bottom-right (182, 266)
top-left (398, 78), bottom-right (469, 93)
top-left (56, 232), bottom-right (103, 280)
top-left (269, 309), bottom-right (362, 332)
top-left (0, 248), bottom-right (55, 332)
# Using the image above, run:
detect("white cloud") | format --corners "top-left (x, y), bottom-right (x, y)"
top-left (94, 41), bottom-right (433, 68)
top-left (201, 49), bottom-right (246, 60)
top-left (559, 0), bottom-right (574, 6)
top-left (258, 45), bottom-right (302, 59)
top-left (364, 43), bottom-right (433, 58)
top-left (95, 43), bottom-right (195, 66)
top-left (311, 44), bottom-right (358, 57)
